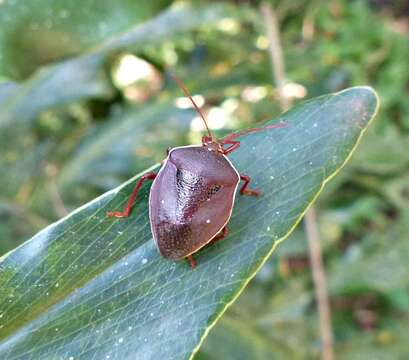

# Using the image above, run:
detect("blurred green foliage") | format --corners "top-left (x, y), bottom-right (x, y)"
top-left (0, 0), bottom-right (408, 358)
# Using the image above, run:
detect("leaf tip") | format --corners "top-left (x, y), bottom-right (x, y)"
top-left (337, 86), bottom-right (379, 129)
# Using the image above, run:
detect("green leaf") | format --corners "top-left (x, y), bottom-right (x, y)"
top-left (0, 82), bottom-right (18, 105)
top-left (338, 318), bottom-right (409, 360)
top-left (0, 54), bottom-right (113, 129)
top-left (0, 87), bottom-right (378, 359)
top-left (29, 103), bottom-right (193, 214)
top-left (329, 206), bottom-right (409, 295)
top-left (57, 104), bottom-right (193, 193)
top-left (199, 276), bottom-right (316, 359)
top-left (0, 0), bottom-right (172, 80)
top-left (350, 127), bottom-right (409, 175)
top-left (0, 4), bottom-right (226, 128)
top-left (196, 316), bottom-right (299, 360)
top-left (0, 4), bottom-right (225, 199)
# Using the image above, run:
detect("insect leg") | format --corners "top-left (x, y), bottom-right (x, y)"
top-left (221, 122), bottom-right (288, 155)
top-left (187, 255), bottom-right (196, 269)
top-left (106, 172), bottom-right (157, 218)
top-left (209, 226), bottom-right (229, 243)
top-left (221, 139), bottom-right (240, 155)
top-left (239, 175), bottom-right (260, 196)
top-left (186, 227), bottom-right (229, 269)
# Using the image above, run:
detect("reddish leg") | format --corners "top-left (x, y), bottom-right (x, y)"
top-left (240, 175), bottom-right (260, 196)
top-left (186, 227), bottom-right (229, 268)
top-left (221, 122), bottom-right (288, 156)
top-left (221, 139), bottom-right (240, 155)
top-left (187, 255), bottom-right (196, 269)
top-left (210, 226), bottom-right (229, 244)
top-left (107, 172), bottom-right (157, 218)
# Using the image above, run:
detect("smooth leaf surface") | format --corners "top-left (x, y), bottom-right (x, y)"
top-left (0, 87), bottom-right (378, 359)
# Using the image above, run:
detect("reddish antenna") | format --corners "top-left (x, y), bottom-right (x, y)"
top-left (171, 72), bottom-right (214, 141)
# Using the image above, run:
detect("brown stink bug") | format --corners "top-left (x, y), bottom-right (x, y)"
top-left (107, 75), bottom-right (286, 268)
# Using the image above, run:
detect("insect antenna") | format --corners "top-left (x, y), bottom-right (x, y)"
top-left (170, 72), bottom-right (215, 141)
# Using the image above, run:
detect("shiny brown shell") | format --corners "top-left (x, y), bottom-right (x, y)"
top-left (149, 145), bottom-right (240, 260)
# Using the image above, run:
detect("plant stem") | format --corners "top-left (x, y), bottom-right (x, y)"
top-left (260, 3), bottom-right (334, 360)
top-left (260, 2), bottom-right (290, 111)
top-left (304, 207), bottom-right (334, 360)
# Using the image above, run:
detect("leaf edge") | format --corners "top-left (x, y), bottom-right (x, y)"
top-left (188, 85), bottom-right (380, 360)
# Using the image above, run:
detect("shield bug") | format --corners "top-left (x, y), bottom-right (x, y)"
top-left (107, 75), bottom-right (286, 268)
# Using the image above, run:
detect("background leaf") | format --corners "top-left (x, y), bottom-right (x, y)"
top-left (196, 316), bottom-right (297, 360)
top-left (0, 4), bottom-right (226, 128)
top-left (0, 0), bottom-right (173, 80)
top-left (0, 87), bottom-right (378, 359)
top-left (0, 3), bottom-right (227, 252)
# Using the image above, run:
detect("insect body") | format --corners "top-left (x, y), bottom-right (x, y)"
top-left (150, 145), bottom-right (239, 261)
top-left (107, 75), bottom-right (285, 268)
